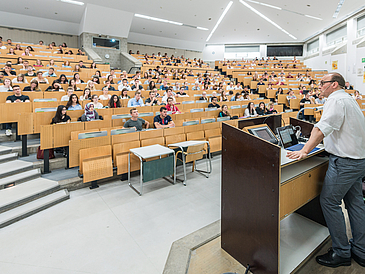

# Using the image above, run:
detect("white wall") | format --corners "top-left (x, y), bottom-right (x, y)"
top-left (79, 4), bottom-right (133, 38)
top-left (0, 11), bottom-right (79, 36)
top-left (202, 45), bottom-right (225, 61)
top-left (304, 14), bottom-right (365, 93)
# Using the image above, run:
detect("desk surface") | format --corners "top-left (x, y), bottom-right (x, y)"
top-left (168, 140), bottom-right (208, 147)
top-left (281, 143), bottom-right (325, 167)
top-left (130, 144), bottom-right (174, 159)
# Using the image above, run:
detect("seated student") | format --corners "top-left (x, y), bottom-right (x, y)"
top-left (51, 105), bottom-right (71, 124)
top-left (108, 94), bottom-right (121, 108)
top-left (199, 91), bottom-right (209, 101)
top-left (77, 49), bottom-right (85, 56)
top-left (11, 74), bottom-right (27, 84)
top-left (131, 79), bottom-right (143, 91)
top-left (0, 78), bottom-right (13, 92)
top-left (73, 73), bottom-right (84, 84)
top-left (80, 88), bottom-right (92, 101)
top-left (4, 85), bottom-right (30, 136)
top-left (78, 60), bottom-right (86, 68)
top-left (91, 95), bottom-right (104, 109)
top-left (80, 103), bottom-right (101, 121)
top-left (32, 71), bottom-right (49, 84)
top-left (23, 80), bottom-right (41, 92)
top-left (161, 89), bottom-right (176, 104)
top-left (33, 59), bottom-right (43, 67)
top-left (286, 89), bottom-right (297, 102)
top-left (127, 90), bottom-right (144, 107)
top-left (344, 81), bottom-right (353, 90)
top-left (120, 88), bottom-right (130, 100)
top-left (160, 80), bottom-right (169, 91)
top-left (0, 72), bottom-right (4, 84)
top-left (7, 48), bottom-right (16, 55)
top-left (43, 67), bottom-right (57, 77)
top-left (66, 94), bottom-right (82, 110)
top-left (68, 79), bottom-right (81, 91)
top-left (176, 87), bottom-right (188, 97)
top-left (192, 83), bottom-right (200, 91)
top-left (22, 48), bottom-right (32, 56)
top-left (46, 81), bottom-right (64, 91)
top-left (266, 102), bottom-right (278, 115)
top-left (166, 97), bottom-right (180, 114)
top-left (103, 80), bottom-right (116, 91)
top-left (145, 91), bottom-right (160, 106)
top-left (118, 78), bottom-right (131, 91)
top-left (123, 108), bottom-right (150, 131)
top-left (24, 66), bottom-right (36, 77)
top-left (61, 87), bottom-right (74, 102)
top-left (208, 96), bottom-right (221, 109)
top-left (315, 93), bottom-right (327, 104)
top-left (352, 90), bottom-right (363, 100)
top-left (230, 92), bottom-right (241, 101)
top-left (47, 59), bottom-right (57, 68)
top-left (256, 102), bottom-right (267, 116)
top-left (244, 102), bottom-right (258, 117)
top-left (218, 104), bottom-right (231, 118)
top-left (300, 92), bottom-right (315, 121)
top-left (154, 106), bottom-right (175, 129)
top-left (99, 86), bottom-right (112, 101)
top-left (2, 64), bottom-right (16, 76)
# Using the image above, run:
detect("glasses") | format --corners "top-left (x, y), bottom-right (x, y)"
top-left (319, 80), bottom-right (334, 86)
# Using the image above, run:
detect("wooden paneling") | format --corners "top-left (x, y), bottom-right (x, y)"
top-left (17, 112), bottom-right (34, 135)
top-left (82, 156), bottom-right (113, 183)
top-left (53, 122), bottom-right (84, 148)
top-left (79, 145), bottom-right (112, 175)
top-left (40, 125), bottom-right (54, 150)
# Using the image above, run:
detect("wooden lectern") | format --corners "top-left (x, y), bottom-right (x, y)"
top-left (221, 116), bottom-right (329, 274)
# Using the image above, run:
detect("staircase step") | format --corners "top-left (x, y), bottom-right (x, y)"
top-left (0, 146), bottom-right (12, 155)
top-left (0, 189), bottom-right (69, 229)
top-left (0, 178), bottom-right (60, 213)
top-left (0, 169), bottom-right (41, 190)
top-left (0, 153), bottom-right (18, 164)
top-left (0, 160), bottom-right (34, 179)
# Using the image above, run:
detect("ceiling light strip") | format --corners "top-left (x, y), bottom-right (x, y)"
top-left (206, 1), bottom-right (233, 42)
top-left (59, 0), bottom-right (84, 6)
top-left (134, 14), bottom-right (208, 30)
top-left (245, 0), bottom-right (322, 20)
top-left (239, 0), bottom-right (297, 40)
top-left (333, 0), bottom-right (345, 18)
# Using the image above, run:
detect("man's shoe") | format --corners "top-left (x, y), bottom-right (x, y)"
top-left (351, 251), bottom-right (365, 267)
top-left (316, 248), bottom-right (351, 268)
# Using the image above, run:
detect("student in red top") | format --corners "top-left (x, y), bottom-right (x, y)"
top-left (165, 97), bottom-right (180, 114)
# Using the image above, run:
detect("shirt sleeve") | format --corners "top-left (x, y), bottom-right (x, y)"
top-left (314, 99), bottom-right (345, 137)
top-left (139, 118), bottom-right (146, 125)
top-left (127, 99), bottom-right (132, 107)
top-left (153, 116), bottom-right (159, 124)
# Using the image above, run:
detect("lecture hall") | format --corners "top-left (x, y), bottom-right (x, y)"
top-left (0, 0), bottom-right (365, 273)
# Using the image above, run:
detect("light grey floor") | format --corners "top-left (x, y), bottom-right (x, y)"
top-left (0, 156), bottom-right (222, 274)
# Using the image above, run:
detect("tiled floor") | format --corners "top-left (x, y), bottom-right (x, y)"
top-left (0, 156), bottom-right (222, 274)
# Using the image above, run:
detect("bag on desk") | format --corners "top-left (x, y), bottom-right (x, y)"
top-left (36, 146), bottom-right (55, 160)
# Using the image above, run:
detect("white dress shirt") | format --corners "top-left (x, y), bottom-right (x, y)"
top-left (315, 89), bottom-right (365, 159)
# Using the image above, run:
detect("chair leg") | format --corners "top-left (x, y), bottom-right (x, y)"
top-left (192, 160), bottom-right (195, 172)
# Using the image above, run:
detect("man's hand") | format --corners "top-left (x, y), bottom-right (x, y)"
top-left (287, 149), bottom-right (308, 160)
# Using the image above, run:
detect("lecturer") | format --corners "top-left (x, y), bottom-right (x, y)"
top-left (287, 73), bottom-right (365, 268)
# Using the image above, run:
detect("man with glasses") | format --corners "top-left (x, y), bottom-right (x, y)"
top-left (288, 73), bottom-right (365, 268)
top-left (5, 85), bottom-right (30, 136)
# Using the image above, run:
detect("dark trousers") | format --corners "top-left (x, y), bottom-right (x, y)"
top-left (320, 155), bottom-right (365, 258)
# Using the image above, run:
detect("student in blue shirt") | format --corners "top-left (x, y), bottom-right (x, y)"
top-left (66, 94), bottom-right (82, 110)
top-left (127, 90), bottom-right (144, 107)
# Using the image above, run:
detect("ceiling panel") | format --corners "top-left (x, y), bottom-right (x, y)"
top-left (0, 0), bottom-right (364, 47)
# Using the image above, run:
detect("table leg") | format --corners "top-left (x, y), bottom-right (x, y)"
top-left (128, 154), bottom-right (143, 196)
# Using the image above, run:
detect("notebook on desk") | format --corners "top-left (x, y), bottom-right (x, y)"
top-left (286, 143), bottom-right (320, 154)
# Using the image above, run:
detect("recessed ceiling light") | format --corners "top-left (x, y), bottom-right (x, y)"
top-left (305, 14), bottom-right (323, 20)
top-left (58, 0), bottom-right (84, 6)
top-left (135, 14), bottom-right (183, 25)
top-left (206, 1), bottom-right (233, 42)
top-left (239, 0), bottom-right (297, 40)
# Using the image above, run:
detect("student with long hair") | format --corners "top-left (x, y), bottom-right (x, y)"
top-left (66, 94), bottom-right (82, 110)
top-left (244, 102), bottom-right (258, 117)
top-left (91, 95), bottom-right (104, 109)
top-left (108, 94), bottom-right (121, 108)
top-left (218, 104), bottom-right (231, 118)
top-left (51, 105), bottom-right (71, 124)
top-left (58, 74), bottom-right (68, 84)
top-left (80, 88), bottom-right (92, 101)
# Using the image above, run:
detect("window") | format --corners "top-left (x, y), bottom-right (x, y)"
top-left (92, 37), bottom-right (120, 50)
top-left (307, 39), bottom-right (319, 54)
top-left (267, 45), bottom-right (303, 57)
top-left (326, 25), bottom-right (347, 46)
top-left (357, 14), bottom-right (365, 37)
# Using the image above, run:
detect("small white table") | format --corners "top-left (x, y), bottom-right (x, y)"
top-left (168, 140), bottom-right (211, 185)
top-left (128, 144), bottom-right (176, 196)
